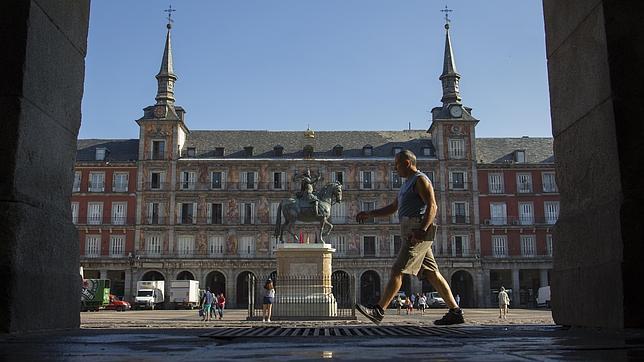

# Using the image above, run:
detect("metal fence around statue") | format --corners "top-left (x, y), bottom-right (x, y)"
top-left (247, 273), bottom-right (355, 320)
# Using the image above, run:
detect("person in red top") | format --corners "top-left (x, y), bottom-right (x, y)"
top-left (215, 293), bottom-right (226, 320)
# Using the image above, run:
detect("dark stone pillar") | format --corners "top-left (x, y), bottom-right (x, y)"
top-left (543, 0), bottom-right (644, 328)
top-left (0, 0), bottom-right (90, 333)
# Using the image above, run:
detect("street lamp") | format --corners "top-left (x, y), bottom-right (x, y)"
top-left (128, 252), bottom-right (140, 303)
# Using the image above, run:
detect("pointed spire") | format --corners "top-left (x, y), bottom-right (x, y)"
top-left (439, 9), bottom-right (461, 105)
top-left (155, 15), bottom-right (178, 106)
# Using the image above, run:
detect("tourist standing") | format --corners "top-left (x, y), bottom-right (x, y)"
top-left (498, 287), bottom-right (510, 319)
top-left (262, 279), bottom-right (275, 322)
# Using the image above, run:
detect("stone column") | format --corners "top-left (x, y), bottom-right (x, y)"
top-left (0, 0), bottom-right (90, 333)
top-left (482, 269), bottom-right (492, 307)
top-left (511, 269), bottom-right (520, 306)
top-left (543, 0), bottom-right (644, 328)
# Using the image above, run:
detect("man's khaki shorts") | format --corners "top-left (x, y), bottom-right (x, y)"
top-left (392, 218), bottom-right (439, 277)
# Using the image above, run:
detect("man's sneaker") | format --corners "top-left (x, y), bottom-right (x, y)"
top-left (355, 304), bottom-right (384, 325)
top-left (434, 308), bottom-right (464, 325)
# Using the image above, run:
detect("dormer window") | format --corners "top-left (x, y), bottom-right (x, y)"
top-left (363, 145), bottom-right (373, 157)
top-left (303, 145), bottom-right (314, 158)
top-left (392, 147), bottom-right (402, 156)
top-left (422, 147), bottom-right (433, 157)
top-left (214, 147), bottom-right (224, 157)
top-left (273, 145), bottom-right (284, 157)
top-left (186, 147), bottom-right (196, 158)
top-left (244, 146), bottom-right (253, 157)
top-left (515, 150), bottom-right (526, 163)
top-left (333, 145), bottom-right (343, 156)
top-left (95, 148), bottom-right (107, 161)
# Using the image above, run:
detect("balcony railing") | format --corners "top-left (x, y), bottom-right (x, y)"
top-left (451, 215), bottom-right (471, 224)
top-left (482, 216), bottom-right (558, 226)
top-left (88, 181), bottom-right (105, 192)
top-left (73, 216), bottom-right (136, 226)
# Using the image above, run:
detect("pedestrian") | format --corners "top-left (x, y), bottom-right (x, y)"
top-left (456, 294), bottom-right (461, 307)
top-left (498, 287), bottom-right (510, 319)
top-left (410, 293), bottom-right (416, 309)
top-left (419, 293), bottom-right (427, 315)
top-left (262, 279), bottom-right (275, 322)
top-left (406, 296), bottom-right (413, 315)
top-left (396, 295), bottom-right (403, 315)
top-left (201, 287), bottom-right (214, 322)
top-left (215, 293), bottom-right (226, 320)
top-left (354, 150), bottom-right (464, 325)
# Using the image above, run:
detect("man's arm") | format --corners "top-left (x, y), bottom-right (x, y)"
top-left (355, 198), bottom-right (398, 223)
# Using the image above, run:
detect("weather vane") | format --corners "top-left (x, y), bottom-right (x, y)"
top-left (164, 4), bottom-right (176, 27)
top-left (440, 5), bottom-right (453, 27)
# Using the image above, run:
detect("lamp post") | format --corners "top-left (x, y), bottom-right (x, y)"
top-left (128, 252), bottom-right (140, 303)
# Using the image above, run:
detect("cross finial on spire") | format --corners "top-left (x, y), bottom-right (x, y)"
top-left (440, 5), bottom-right (453, 29)
top-left (164, 4), bottom-right (176, 28)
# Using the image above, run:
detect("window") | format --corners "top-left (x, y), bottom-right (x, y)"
top-left (89, 172), bottom-right (105, 192)
top-left (360, 170), bottom-right (373, 189)
top-left (109, 235), bottom-right (125, 257)
top-left (331, 171), bottom-right (344, 186)
top-left (422, 147), bottom-right (433, 157)
top-left (238, 236), bottom-right (255, 256)
top-left (273, 145), bottom-right (284, 157)
top-left (361, 201), bottom-right (375, 224)
top-left (240, 202), bottom-right (255, 224)
top-left (95, 148), bottom-right (107, 161)
top-left (208, 235), bottom-right (224, 256)
top-left (425, 171), bottom-right (435, 185)
top-left (186, 147), bottom-right (196, 157)
top-left (148, 202), bottom-right (163, 224)
top-left (210, 171), bottom-right (226, 189)
top-left (363, 236), bottom-right (376, 257)
top-left (492, 235), bottom-right (508, 257)
top-left (544, 201), bottom-right (560, 224)
top-left (488, 173), bottom-right (504, 194)
top-left (363, 146), bottom-right (373, 156)
top-left (269, 202), bottom-right (280, 224)
top-left (146, 235), bottom-right (162, 256)
top-left (71, 202), bottom-right (79, 224)
top-left (452, 235), bottom-right (469, 256)
top-left (214, 147), bottom-right (225, 157)
top-left (489, 203), bottom-right (507, 225)
top-left (241, 171), bottom-right (258, 190)
top-left (151, 140), bottom-right (165, 160)
top-left (331, 201), bottom-right (346, 224)
top-left (181, 171), bottom-right (196, 190)
top-left (515, 150), bottom-right (526, 163)
top-left (333, 145), bottom-right (343, 156)
top-left (452, 202), bottom-right (467, 223)
top-left (112, 172), bottom-right (128, 192)
top-left (391, 171), bottom-right (403, 189)
top-left (272, 171), bottom-right (286, 189)
top-left (177, 202), bottom-right (197, 224)
top-left (111, 202), bottom-right (127, 225)
top-left (177, 235), bottom-right (195, 256)
top-left (331, 235), bottom-right (347, 256)
top-left (521, 235), bottom-right (536, 256)
top-left (85, 235), bottom-right (101, 257)
top-left (73, 171), bottom-right (81, 192)
top-left (448, 139), bottom-right (465, 159)
top-left (449, 171), bottom-right (466, 190)
top-left (244, 146), bottom-right (254, 157)
top-left (519, 202), bottom-right (534, 225)
top-left (392, 147), bottom-right (402, 155)
top-left (542, 172), bottom-right (557, 193)
top-left (150, 171), bottom-right (164, 190)
top-left (392, 235), bottom-right (402, 256)
top-left (517, 173), bottom-right (532, 193)
top-left (88, 202), bottom-right (103, 225)
top-left (546, 234), bottom-right (553, 256)
top-left (208, 203), bottom-right (223, 224)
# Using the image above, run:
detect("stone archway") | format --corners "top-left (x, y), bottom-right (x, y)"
top-left (236, 271), bottom-right (255, 308)
top-left (176, 270), bottom-right (195, 280)
top-left (359, 270), bottom-right (381, 305)
top-left (141, 271), bottom-right (165, 281)
top-left (205, 271), bottom-right (226, 296)
top-left (451, 270), bottom-right (474, 308)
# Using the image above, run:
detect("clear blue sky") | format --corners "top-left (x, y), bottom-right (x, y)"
top-left (81, 1), bottom-right (551, 139)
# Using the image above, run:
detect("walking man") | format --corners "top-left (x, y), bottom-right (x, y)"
top-left (498, 287), bottom-right (510, 319)
top-left (354, 150), bottom-right (464, 325)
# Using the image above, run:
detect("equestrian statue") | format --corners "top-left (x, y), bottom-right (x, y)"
top-left (274, 169), bottom-right (342, 243)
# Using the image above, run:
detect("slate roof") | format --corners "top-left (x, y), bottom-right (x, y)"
top-left (476, 137), bottom-right (554, 164)
top-left (183, 130), bottom-right (435, 158)
top-left (76, 139), bottom-right (139, 162)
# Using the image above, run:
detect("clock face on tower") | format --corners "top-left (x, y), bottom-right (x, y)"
top-left (154, 106), bottom-right (166, 118)
top-left (449, 105), bottom-right (463, 118)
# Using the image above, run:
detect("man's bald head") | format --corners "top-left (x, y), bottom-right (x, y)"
top-left (396, 149), bottom-right (417, 166)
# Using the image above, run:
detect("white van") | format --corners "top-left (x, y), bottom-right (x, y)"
top-left (536, 286), bottom-right (551, 308)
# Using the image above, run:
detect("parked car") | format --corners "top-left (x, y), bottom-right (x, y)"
top-left (104, 294), bottom-right (131, 311)
top-left (389, 291), bottom-right (407, 308)
top-left (427, 292), bottom-right (446, 308)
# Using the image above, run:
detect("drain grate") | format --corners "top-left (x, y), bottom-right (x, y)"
top-left (203, 326), bottom-right (469, 339)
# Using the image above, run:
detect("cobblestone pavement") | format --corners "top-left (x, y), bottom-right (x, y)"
top-left (3, 309), bottom-right (644, 361)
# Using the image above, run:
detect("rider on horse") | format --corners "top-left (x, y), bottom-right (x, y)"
top-left (293, 169), bottom-right (321, 216)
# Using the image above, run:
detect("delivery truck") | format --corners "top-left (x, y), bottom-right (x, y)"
top-left (169, 280), bottom-right (200, 309)
top-left (81, 279), bottom-right (110, 311)
top-left (134, 280), bottom-right (165, 310)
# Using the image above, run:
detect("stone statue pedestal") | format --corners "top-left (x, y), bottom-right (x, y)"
top-left (272, 243), bottom-right (337, 318)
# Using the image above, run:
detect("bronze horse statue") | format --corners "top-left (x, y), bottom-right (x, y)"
top-left (274, 181), bottom-right (342, 243)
